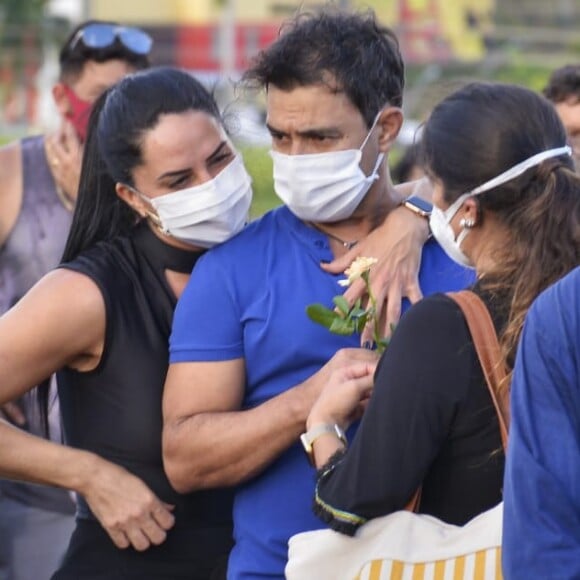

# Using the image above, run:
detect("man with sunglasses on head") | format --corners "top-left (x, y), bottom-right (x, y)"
top-left (0, 20), bottom-right (151, 580)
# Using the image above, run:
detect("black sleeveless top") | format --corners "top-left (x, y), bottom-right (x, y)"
top-left (57, 223), bottom-right (234, 527)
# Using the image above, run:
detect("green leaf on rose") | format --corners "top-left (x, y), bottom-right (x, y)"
top-left (354, 313), bottom-right (370, 333)
top-left (332, 295), bottom-right (351, 316)
top-left (329, 317), bottom-right (356, 335)
top-left (306, 257), bottom-right (391, 349)
top-left (306, 303), bottom-right (340, 329)
top-left (349, 306), bottom-right (367, 318)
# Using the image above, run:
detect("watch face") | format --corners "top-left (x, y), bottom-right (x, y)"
top-left (407, 196), bottom-right (433, 213)
top-left (299, 432), bottom-right (313, 454)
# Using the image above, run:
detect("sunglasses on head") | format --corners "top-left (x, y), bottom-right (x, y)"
top-left (69, 23), bottom-right (153, 56)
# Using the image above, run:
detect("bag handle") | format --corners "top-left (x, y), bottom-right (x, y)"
top-left (406, 290), bottom-right (510, 513)
top-left (447, 290), bottom-right (510, 451)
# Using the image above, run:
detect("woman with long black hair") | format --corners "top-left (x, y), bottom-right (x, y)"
top-left (0, 67), bottom-right (240, 579)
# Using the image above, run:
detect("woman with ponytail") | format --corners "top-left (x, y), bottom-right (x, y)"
top-left (303, 82), bottom-right (580, 533)
top-left (0, 67), bottom-right (242, 579)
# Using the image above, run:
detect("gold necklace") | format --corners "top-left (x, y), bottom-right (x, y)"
top-left (54, 185), bottom-right (75, 212)
top-left (309, 223), bottom-right (359, 250)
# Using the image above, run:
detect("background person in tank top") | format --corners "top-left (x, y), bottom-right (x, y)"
top-left (0, 20), bottom-right (151, 580)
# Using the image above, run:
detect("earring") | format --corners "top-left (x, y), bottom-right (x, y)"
top-left (459, 217), bottom-right (476, 229)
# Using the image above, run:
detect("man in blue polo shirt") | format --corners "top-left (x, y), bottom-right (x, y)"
top-left (162, 10), bottom-right (473, 579)
top-left (503, 266), bottom-right (580, 578)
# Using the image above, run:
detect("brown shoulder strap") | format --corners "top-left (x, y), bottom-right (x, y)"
top-left (447, 290), bottom-right (510, 451)
top-left (406, 290), bottom-right (510, 513)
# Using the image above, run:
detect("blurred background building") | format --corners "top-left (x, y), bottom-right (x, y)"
top-left (0, 0), bottom-right (577, 215)
top-left (0, 0), bottom-right (578, 215)
top-left (1, 0), bottom-right (578, 132)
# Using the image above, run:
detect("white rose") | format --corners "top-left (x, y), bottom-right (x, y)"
top-left (338, 256), bottom-right (378, 287)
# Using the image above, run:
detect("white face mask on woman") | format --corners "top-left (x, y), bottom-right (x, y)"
top-left (429, 145), bottom-right (572, 268)
top-left (270, 114), bottom-right (384, 223)
top-left (135, 154), bottom-right (253, 248)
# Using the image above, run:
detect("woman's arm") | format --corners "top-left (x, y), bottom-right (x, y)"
top-left (0, 269), bottom-right (175, 550)
top-left (306, 363), bottom-right (376, 466)
top-left (309, 295), bottom-right (473, 535)
top-left (0, 269), bottom-right (105, 400)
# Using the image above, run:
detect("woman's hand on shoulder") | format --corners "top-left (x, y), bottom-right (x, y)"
top-left (321, 180), bottom-right (431, 344)
top-left (79, 455), bottom-right (175, 551)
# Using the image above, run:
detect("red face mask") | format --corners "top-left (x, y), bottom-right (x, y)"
top-left (61, 85), bottom-right (92, 142)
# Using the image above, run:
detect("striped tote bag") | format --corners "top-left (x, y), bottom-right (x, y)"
top-left (286, 502), bottom-right (503, 580)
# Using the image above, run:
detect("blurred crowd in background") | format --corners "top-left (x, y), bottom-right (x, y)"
top-left (1, 1), bottom-right (579, 159)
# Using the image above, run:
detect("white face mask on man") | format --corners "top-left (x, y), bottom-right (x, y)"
top-left (269, 113), bottom-right (384, 223)
top-left (134, 154), bottom-right (253, 249)
top-left (429, 145), bottom-right (572, 268)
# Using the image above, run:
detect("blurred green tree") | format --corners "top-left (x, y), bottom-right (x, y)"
top-left (0, 0), bottom-right (47, 46)
top-left (0, 0), bottom-right (50, 123)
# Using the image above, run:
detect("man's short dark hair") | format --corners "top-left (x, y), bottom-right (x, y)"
top-left (543, 64), bottom-right (580, 105)
top-left (59, 20), bottom-right (150, 82)
top-left (243, 8), bottom-right (405, 128)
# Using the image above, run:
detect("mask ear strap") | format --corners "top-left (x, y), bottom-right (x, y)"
top-left (128, 185), bottom-right (156, 210)
top-left (144, 210), bottom-right (165, 232)
top-left (370, 152), bottom-right (385, 177)
top-left (360, 110), bottom-right (384, 151)
top-left (444, 192), bottom-right (471, 223)
top-left (128, 185), bottom-right (164, 227)
top-left (455, 226), bottom-right (471, 246)
top-left (470, 145), bottom-right (572, 195)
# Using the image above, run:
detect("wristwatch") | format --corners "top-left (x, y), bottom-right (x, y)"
top-left (300, 423), bottom-right (347, 466)
top-left (402, 195), bottom-right (433, 219)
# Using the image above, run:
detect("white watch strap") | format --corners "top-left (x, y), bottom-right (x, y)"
top-left (304, 423), bottom-right (336, 445)
top-left (301, 423), bottom-right (347, 466)
top-left (301, 423), bottom-right (347, 449)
